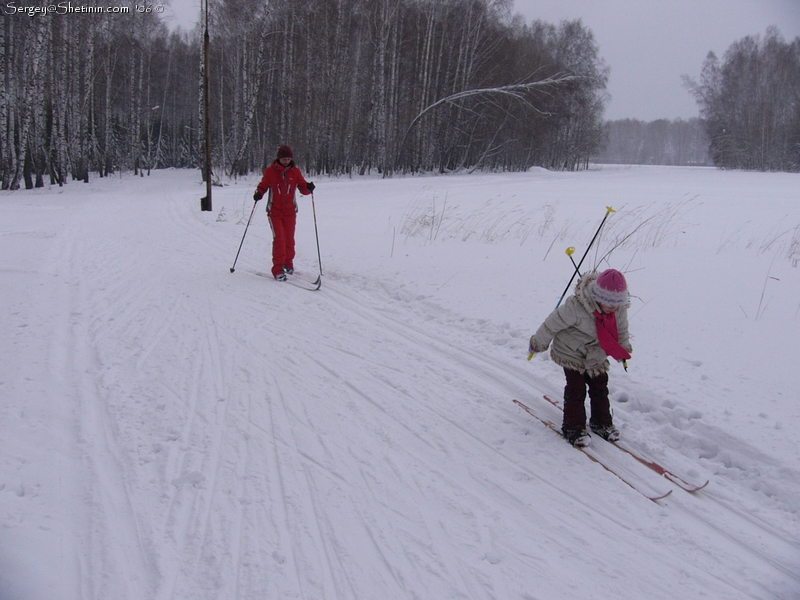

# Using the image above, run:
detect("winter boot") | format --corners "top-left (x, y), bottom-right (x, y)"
top-left (275, 273), bottom-right (287, 281)
top-left (283, 266), bottom-right (294, 275)
top-left (590, 422), bottom-right (620, 442)
top-left (562, 427), bottom-right (591, 447)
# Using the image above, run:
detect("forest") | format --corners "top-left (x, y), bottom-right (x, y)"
top-left (685, 27), bottom-right (800, 172)
top-left (0, 0), bottom-right (610, 189)
top-left (595, 118), bottom-right (710, 166)
top-left (596, 27), bottom-right (799, 171)
top-left (3, 4), bottom-right (798, 191)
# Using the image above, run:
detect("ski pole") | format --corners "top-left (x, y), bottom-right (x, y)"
top-left (566, 231), bottom-right (631, 373)
top-left (527, 246), bottom-right (581, 361)
top-left (554, 206), bottom-right (616, 309)
top-left (230, 201), bottom-right (258, 273)
top-left (311, 192), bottom-right (323, 277)
top-left (565, 246), bottom-right (580, 277)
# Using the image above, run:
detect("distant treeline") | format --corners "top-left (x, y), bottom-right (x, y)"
top-left (595, 118), bottom-right (711, 166)
top-left (4, 7), bottom-right (794, 190)
top-left (685, 27), bottom-right (800, 172)
top-left (0, 0), bottom-right (611, 190)
top-left (599, 27), bottom-right (799, 171)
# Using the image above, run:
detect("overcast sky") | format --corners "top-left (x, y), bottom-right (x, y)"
top-left (163, 0), bottom-right (800, 122)
top-left (511, 0), bottom-right (800, 120)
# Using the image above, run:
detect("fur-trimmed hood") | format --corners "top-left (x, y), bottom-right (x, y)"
top-left (575, 271), bottom-right (601, 314)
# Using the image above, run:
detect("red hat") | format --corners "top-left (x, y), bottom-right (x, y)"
top-left (277, 145), bottom-right (293, 159)
top-left (592, 269), bottom-right (629, 306)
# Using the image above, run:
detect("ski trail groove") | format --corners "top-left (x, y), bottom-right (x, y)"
top-left (315, 278), bottom-right (800, 593)
top-left (270, 375), bottom-right (358, 600)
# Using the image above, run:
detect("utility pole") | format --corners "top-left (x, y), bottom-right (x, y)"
top-left (200, 0), bottom-right (212, 211)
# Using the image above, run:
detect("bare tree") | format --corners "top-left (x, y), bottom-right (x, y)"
top-left (685, 28), bottom-right (800, 171)
top-left (0, 0), bottom-right (616, 190)
top-left (11, 17), bottom-right (47, 189)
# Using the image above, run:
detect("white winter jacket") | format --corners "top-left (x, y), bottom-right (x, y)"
top-left (529, 272), bottom-right (632, 377)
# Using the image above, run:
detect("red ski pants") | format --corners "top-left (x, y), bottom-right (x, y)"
top-left (562, 368), bottom-right (612, 430)
top-left (269, 211), bottom-right (296, 277)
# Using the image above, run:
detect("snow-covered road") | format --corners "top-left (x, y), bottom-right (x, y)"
top-left (2, 167), bottom-right (798, 599)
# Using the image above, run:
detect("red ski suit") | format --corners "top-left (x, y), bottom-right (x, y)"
top-left (256, 160), bottom-right (312, 277)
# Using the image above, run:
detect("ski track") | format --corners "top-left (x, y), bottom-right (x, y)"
top-left (268, 275), bottom-right (795, 598)
top-left (2, 172), bottom-right (799, 600)
top-left (54, 199), bottom-right (158, 599)
top-left (100, 210), bottom-right (800, 599)
top-left (319, 277), bottom-right (800, 596)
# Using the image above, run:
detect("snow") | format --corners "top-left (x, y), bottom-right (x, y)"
top-left (1, 165), bottom-right (798, 600)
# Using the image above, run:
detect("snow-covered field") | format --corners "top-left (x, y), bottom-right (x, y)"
top-left (1, 164), bottom-right (798, 600)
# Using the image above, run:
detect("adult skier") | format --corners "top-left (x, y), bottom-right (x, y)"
top-left (253, 145), bottom-right (315, 280)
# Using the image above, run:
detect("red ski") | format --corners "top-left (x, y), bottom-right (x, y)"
top-left (514, 399), bottom-right (672, 502)
top-left (542, 395), bottom-right (709, 493)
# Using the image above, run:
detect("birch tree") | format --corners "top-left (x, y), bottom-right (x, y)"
top-left (0, 0), bottom-right (618, 189)
top-left (11, 18), bottom-right (47, 189)
top-left (686, 28), bottom-right (800, 171)
top-left (0, 18), bottom-right (9, 189)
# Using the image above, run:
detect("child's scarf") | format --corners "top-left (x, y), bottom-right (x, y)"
top-left (594, 311), bottom-right (631, 360)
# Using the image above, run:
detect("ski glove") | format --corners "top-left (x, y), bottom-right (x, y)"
top-left (307, 182), bottom-right (315, 192)
top-left (253, 190), bottom-right (263, 202)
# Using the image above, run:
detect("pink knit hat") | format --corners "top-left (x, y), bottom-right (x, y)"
top-left (592, 269), bottom-right (629, 306)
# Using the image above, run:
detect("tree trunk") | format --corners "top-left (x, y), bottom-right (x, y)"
top-left (11, 19), bottom-right (47, 190)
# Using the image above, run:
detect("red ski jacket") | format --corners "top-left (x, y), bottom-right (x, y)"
top-left (256, 160), bottom-right (311, 215)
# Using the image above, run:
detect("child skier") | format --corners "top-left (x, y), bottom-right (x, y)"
top-left (528, 269), bottom-right (632, 447)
